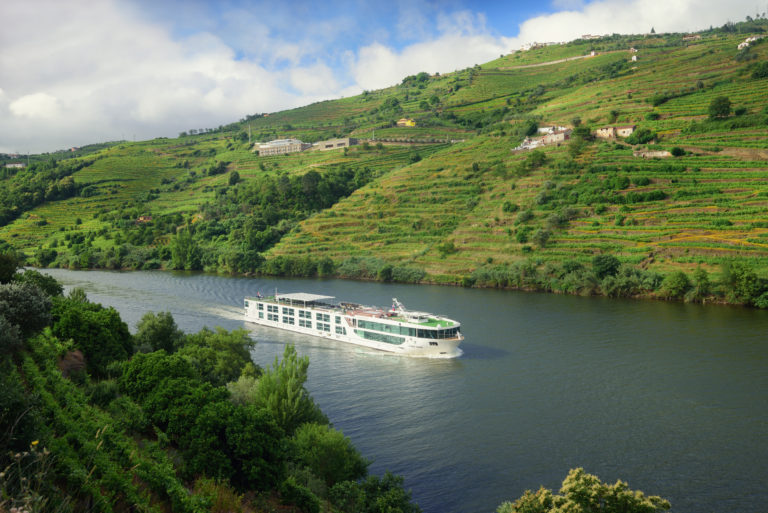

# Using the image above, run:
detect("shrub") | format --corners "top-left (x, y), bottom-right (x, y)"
top-left (670, 147), bottom-right (685, 157)
top-left (660, 271), bottom-right (692, 299)
top-left (708, 96), bottom-right (731, 119)
top-left (592, 254), bottom-right (620, 279)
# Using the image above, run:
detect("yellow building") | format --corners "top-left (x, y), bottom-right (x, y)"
top-left (397, 118), bottom-right (416, 127)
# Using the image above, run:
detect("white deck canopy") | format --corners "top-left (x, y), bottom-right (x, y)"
top-left (276, 293), bottom-right (335, 304)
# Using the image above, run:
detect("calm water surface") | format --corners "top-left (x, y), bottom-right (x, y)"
top-left (42, 269), bottom-right (768, 513)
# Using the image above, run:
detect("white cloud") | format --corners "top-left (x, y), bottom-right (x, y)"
top-left (0, 0), bottom-right (304, 152)
top-left (351, 12), bottom-right (514, 91)
top-left (9, 93), bottom-right (62, 119)
top-left (0, 0), bottom-right (760, 153)
top-left (516, 0), bottom-right (755, 46)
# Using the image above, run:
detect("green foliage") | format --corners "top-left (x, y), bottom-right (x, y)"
top-left (170, 229), bottom-right (203, 270)
top-left (0, 282), bottom-right (52, 338)
top-left (660, 271), bottom-right (692, 299)
top-left (330, 472), bottom-right (421, 513)
top-left (245, 345), bottom-right (327, 435)
top-left (721, 262), bottom-right (765, 305)
top-left (177, 327), bottom-right (255, 387)
top-left (51, 296), bottom-right (133, 378)
top-left (134, 311), bottom-right (185, 353)
top-left (708, 96), bottom-right (732, 119)
top-left (119, 350), bottom-right (196, 402)
top-left (0, 252), bottom-right (19, 284)
top-left (625, 128), bottom-right (656, 145)
top-left (670, 147), bottom-right (685, 157)
top-left (497, 467), bottom-right (670, 513)
top-left (751, 61), bottom-right (768, 79)
top-left (290, 423), bottom-right (369, 487)
top-left (685, 268), bottom-right (711, 303)
top-left (280, 475), bottom-right (321, 513)
top-left (12, 269), bottom-right (63, 297)
top-left (592, 254), bottom-right (621, 279)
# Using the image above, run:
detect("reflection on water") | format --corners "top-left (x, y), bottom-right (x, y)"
top-left (41, 269), bottom-right (768, 513)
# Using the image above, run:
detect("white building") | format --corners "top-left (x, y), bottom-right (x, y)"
top-left (254, 139), bottom-right (312, 156)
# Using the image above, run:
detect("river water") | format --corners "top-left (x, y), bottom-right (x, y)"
top-left (41, 269), bottom-right (768, 513)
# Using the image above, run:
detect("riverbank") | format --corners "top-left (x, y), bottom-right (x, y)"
top-left (29, 247), bottom-right (767, 311)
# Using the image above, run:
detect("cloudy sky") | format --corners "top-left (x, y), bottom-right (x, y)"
top-left (0, 0), bottom-right (761, 153)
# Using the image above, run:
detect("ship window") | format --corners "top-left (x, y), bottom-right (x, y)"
top-left (335, 326), bottom-right (346, 335)
top-left (335, 316), bottom-right (341, 324)
top-left (282, 316), bottom-right (295, 325)
top-left (257, 303), bottom-right (264, 311)
top-left (258, 312), bottom-right (264, 319)
top-left (430, 342), bottom-right (438, 346)
top-left (354, 329), bottom-right (404, 345)
top-left (244, 300), bottom-right (249, 308)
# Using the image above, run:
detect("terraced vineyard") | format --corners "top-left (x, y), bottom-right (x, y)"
top-left (2, 23), bottom-right (768, 303)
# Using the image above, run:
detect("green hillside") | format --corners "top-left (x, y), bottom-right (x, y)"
top-left (2, 22), bottom-right (768, 305)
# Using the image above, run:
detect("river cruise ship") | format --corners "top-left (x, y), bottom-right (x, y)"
top-left (244, 293), bottom-right (462, 356)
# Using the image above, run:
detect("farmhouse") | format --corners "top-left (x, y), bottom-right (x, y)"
top-left (396, 118), bottom-right (416, 127)
top-left (254, 138), bottom-right (312, 156)
top-left (682, 34), bottom-right (701, 42)
top-left (312, 138), bottom-right (359, 151)
top-left (4, 162), bottom-right (26, 169)
top-left (738, 35), bottom-right (764, 50)
top-left (514, 128), bottom-right (572, 151)
top-left (595, 125), bottom-right (636, 139)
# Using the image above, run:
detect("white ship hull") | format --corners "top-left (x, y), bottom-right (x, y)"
top-left (244, 293), bottom-right (462, 357)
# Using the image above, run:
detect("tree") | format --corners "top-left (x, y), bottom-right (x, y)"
top-left (0, 282), bottom-right (52, 338)
top-left (177, 327), bottom-right (255, 387)
top-left (247, 345), bottom-right (327, 434)
top-left (592, 254), bottom-right (621, 279)
top-left (290, 423), bottom-right (369, 487)
top-left (330, 472), bottom-right (421, 513)
top-left (532, 229), bottom-right (551, 248)
top-left (497, 468), bottom-right (670, 513)
top-left (660, 270), bottom-right (691, 299)
top-left (685, 267), bottom-right (711, 303)
top-left (134, 311), bottom-right (184, 353)
top-left (228, 170), bottom-right (240, 186)
top-left (0, 252), bottom-right (19, 284)
top-left (52, 297), bottom-right (133, 377)
top-left (708, 96), bottom-right (732, 119)
top-left (12, 269), bottom-right (63, 297)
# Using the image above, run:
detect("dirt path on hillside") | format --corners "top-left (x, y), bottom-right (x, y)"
top-left (498, 50), bottom-right (624, 70)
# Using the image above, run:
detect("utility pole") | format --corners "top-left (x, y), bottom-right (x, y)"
top-left (248, 123), bottom-right (252, 145)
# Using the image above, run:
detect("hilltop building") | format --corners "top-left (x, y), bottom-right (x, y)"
top-left (682, 34), bottom-right (702, 42)
top-left (397, 118), bottom-right (416, 127)
top-left (4, 162), bottom-right (26, 169)
top-left (254, 138), bottom-right (312, 156)
top-left (738, 35), bottom-right (764, 50)
top-left (514, 128), bottom-right (572, 151)
top-left (312, 138), bottom-right (359, 151)
top-left (595, 125), bottom-right (636, 139)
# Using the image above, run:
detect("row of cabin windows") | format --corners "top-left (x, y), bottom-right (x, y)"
top-left (356, 320), bottom-right (460, 339)
top-left (258, 304), bottom-right (340, 324)
top-left (354, 329), bottom-right (405, 345)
